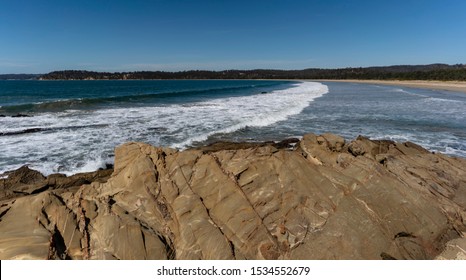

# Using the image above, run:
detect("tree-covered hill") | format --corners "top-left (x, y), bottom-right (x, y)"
top-left (0, 74), bottom-right (42, 80)
top-left (34, 63), bottom-right (466, 81)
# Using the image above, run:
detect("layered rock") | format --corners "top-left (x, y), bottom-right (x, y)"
top-left (0, 133), bottom-right (465, 259)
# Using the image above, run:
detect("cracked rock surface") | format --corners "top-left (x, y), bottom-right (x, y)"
top-left (0, 133), bottom-right (465, 259)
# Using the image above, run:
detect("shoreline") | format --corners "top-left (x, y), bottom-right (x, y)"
top-left (6, 78), bottom-right (466, 93)
top-left (1, 132), bottom-right (463, 179)
top-left (313, 79), bottom-right (466, 93)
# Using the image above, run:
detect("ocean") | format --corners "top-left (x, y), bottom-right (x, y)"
top-left (1, 80), bottom-right (465, 176)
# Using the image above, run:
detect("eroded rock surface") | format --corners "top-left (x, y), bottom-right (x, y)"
top-left (0, 133), bottom-right (465, 259)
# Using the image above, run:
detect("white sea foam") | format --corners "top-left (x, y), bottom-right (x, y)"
top-left (392, 88), bottom-right (428, 98)
top-left (171, 82), bottom-right (328, 148)
top-left (0, 82), bottom-right (328, 175)
top-left (425, 97), bottom-right (464, 103)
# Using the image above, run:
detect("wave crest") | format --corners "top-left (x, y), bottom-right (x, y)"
top-left (171, 82), bottom-right (329, 148)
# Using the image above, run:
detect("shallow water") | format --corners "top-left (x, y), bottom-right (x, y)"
top-left (217, 82), bottom-right (466, 158)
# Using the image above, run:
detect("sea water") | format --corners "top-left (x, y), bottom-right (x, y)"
top-left (0, 80), bottom-right (465, 175)
top-left (214, 82), bottom-right (466, 158)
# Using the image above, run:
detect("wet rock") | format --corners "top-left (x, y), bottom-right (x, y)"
top-left (272, 138), bottom-right (300, 149)
top-left (2, 165), bottom-right (46, 185)
top-left (11, 113), bottom-right (31, 118)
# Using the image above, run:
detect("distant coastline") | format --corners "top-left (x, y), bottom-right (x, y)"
top-left (3, 64), bottom-right (466, 93)
top-left (2, 63), bottom-right (464, 81)
top-left (0, 74), bottom-right (41, 80)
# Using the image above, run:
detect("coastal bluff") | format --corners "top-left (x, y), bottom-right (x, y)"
top-left (1, 133), bottom-right (465, 260)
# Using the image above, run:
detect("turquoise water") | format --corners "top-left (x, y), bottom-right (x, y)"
top-left (0, 80), bottom-right (465, 175)
top-left (0, 80), bottom-right (326, 174)
top-left (0, 80), bottom-right (291, 112)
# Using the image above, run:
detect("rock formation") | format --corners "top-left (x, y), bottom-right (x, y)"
top-left (0, 133), bottom-right (465, 260)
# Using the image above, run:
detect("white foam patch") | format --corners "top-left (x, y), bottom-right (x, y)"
top-left (425, 97), bottom-right (464, 103)
top-left (369, 131), bottom-right (466, 158)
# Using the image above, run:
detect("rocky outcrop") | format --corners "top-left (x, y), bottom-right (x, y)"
top-left (0, 166), bottom-right (112, 200)
top-left (0, 133), bottom-right (465, 260)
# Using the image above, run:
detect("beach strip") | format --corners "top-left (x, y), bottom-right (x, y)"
top-left (314, 79), bottom-right (466, 93)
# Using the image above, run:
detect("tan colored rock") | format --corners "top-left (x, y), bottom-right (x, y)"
top-left (0, 166), bottom-right (112, 200)
top-left (435, 238), bottom-right (466, 260)
top-left (0, 134), bottom-right (465, 260)
top-left (321, 133), bottom-right (346, 152)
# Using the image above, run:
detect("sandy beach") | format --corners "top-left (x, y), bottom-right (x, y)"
top-left (315, 79), bottom-right (466, 93)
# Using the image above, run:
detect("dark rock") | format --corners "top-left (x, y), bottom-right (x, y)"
top-left (11, 114), bottom-right (31, 118)
top-left (380, 252), bottom-right (397, 260)
top-left (394, 232), bottom-right (416, 239)
top-left (272, 138), bottom-right (300, 149)
top-left (2, 165), bottom-right (45, 185)
top-left (0, 128), bottom-right (44, 136)
top-left (193, 141), bottom-right (265, 153)
top-left (0, 166), bottom-right (112, 200)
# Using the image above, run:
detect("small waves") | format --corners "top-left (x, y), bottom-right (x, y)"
top-left (0, 124), bottom-right (109, 136)
top-left (0, 83), bottom-right (266, 114)
top-left (424, 97), bottom-right (465, 104)
top-left (391, 88), bottom-right (428, 98)
top-left (0, 99), bottom-right (90, 114)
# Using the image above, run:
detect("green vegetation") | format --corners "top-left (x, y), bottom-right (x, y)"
top-left (35, 63), bottom-right (466, 81)
top-left (0, 74), bottom-right (41, 80)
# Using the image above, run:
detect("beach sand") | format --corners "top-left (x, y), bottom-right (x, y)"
top-left (315, 79), bottom-right (466, 93)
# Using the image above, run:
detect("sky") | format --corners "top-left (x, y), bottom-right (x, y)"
top-left (1, 0), bottom-right (466, 73)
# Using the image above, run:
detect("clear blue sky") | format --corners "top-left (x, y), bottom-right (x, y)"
top-left (1, 0), bottom-right (466, 73)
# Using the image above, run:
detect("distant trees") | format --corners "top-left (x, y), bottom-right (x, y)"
top-left (0, 74), bottom-right (41, 80)
top-left (38, 64), bottom-right (466, 81)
